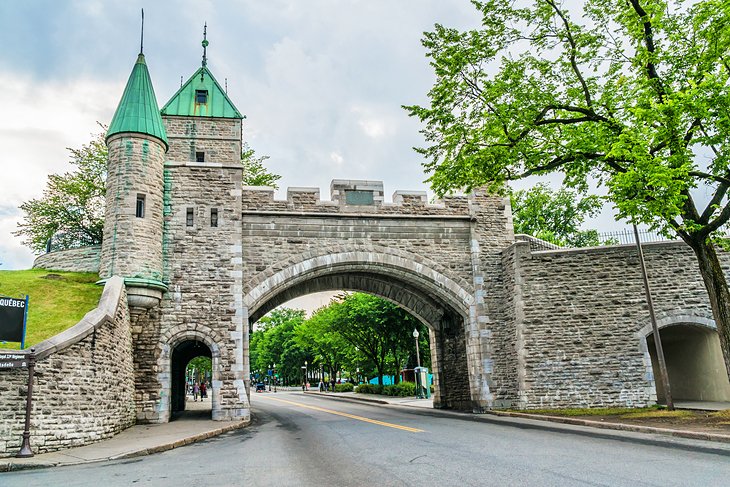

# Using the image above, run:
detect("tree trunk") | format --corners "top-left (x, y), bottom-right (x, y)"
top-left (687, 237), bottom-right (730, 381)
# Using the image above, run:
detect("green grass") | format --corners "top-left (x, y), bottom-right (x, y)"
top-left (0, 269), bottom-right (102, 349)
top-left (512, 405), bottom-right (667, 417)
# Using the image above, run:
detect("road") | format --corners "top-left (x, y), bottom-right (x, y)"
top-left (2, 391), bottom-right (729, 486)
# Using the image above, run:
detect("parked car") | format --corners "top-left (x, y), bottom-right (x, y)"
top-left (255, 382), bottom-right (266, 392)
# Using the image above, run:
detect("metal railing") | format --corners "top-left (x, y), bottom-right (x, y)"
top-left (516, 229), bottom-right (679, 252)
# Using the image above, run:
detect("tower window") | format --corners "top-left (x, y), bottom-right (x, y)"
top-left (195, 90), bottom-right (208, 103)
top-left (136, 194), bottom-right (146, 218)
top-left (196, 151), bottom-right (205, 162)
top-left (186, 207), bottom-right (194, 227)
top-left (211, 208), bottom-right (219, 227)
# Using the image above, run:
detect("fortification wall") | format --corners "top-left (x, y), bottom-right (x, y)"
top-left (0, 277), bottom-right (135, 457)
top-left (505, 240), bottom-right (729, 409)
top-left (32, 246), bottom-right (101, 273)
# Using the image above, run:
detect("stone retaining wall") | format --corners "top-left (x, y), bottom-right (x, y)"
top-left (504, 240), bottom-right (729, 409)
top-left (32, 246), bottom-right (101, 273)
top-left (0, 277), bottom-right (135, 457)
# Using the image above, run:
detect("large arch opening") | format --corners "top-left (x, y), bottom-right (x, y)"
top-left (245, 254), bottom-right (477, 410)
top-left (647, 324), bottom-right (730, 403)
top-left (171, 340), bottom-right (213, 418)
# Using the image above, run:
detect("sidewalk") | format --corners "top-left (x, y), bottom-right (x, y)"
top-left (304, 391), bottom-right (730, 445)
top-left (0, 398), bottom-right (249, 472)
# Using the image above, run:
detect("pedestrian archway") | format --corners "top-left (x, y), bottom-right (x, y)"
top-left (171, 340), bottom-right (213, 417)
top-left (645, 319), bottom-right (730, 403)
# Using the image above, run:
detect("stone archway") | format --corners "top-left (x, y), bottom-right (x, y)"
top-left (244, 251), bottom-right (480, 410)
top-left (170, 340), bottom-right (212, 416)
top-left (158, 326), bottom-right (223, 422)
top-left (639, 313), bottom-right (730, 403)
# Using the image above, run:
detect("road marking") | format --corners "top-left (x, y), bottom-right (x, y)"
top-left (260, 396), bottom-right (425, 433)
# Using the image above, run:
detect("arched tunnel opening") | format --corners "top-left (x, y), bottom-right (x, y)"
top-left (171, 339), bottom-right (213, 418)
top-left (247, 268), bottom-right (475, 410)
top-left (647, 324), bottom-right (730, 403)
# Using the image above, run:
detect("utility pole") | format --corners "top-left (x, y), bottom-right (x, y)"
top-left (633, 224), bottom-right (674, 410)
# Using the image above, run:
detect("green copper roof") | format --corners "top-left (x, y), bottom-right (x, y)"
top-left (107, 54), bottom-right (168, 149)
top-left (161, 67), bottom-right (243, 119)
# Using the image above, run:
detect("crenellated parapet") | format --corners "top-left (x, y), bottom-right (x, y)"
top-left (241, 179), bottom-right (474, 217)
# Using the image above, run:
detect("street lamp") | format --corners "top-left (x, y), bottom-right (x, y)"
top-left (273, 363), bottom-right (277, 393)
top-left (268, 364), bottom-right (272, 392)
top-left (301, 360), bottom-right (308, 391)
top-left (413, 328), bottom-right (421, 368)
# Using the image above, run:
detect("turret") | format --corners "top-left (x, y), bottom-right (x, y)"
top-left (99, 50), bottom-right (168, 310)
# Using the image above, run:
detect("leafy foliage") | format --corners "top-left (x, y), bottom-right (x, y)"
top-left (407, 0), bottom-right (730, 377)
top-left (241, 143), bottom-right (281, 189)
top-left (251, 294), bottom-right (430, 387)
top-left (511, 183), bottom-right (603, 247)
top-left (15, 129), bottom-right (107, 253)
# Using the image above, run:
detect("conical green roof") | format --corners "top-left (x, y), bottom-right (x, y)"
top-left (161, 67), bottom-right (242, 119)
top-left (107, 54), bottom-right (168, 149)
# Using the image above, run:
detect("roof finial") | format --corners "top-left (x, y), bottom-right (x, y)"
top-left (202, 22), bottom-right (208, 68)
top-left (140, 9), bottom-right (144, 55)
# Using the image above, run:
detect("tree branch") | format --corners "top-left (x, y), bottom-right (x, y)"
top-left (629, 0), bottom-right (666, 101)
top-left (546, 0), bottom-right (593, 106)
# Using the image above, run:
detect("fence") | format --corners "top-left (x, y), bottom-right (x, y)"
top-left (516, 229), bottom-right (679, 252)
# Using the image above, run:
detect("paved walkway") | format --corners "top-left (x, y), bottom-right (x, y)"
top-left (2, 391), bottom-right (728, 472)
top-left (1, 396), bottom-right (246, 472)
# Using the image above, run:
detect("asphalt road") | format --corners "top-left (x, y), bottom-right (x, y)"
top-left (2, 391), bottom-right (729, 486)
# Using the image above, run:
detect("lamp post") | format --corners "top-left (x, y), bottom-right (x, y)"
top-left (273, 363), bottom-right (277, 393)
top-left (302, 360), bottom-right (308, 390)
top-left (268, 364), bottom-right (272, 392)
top-left (413, 328), bottom-right (421, 368)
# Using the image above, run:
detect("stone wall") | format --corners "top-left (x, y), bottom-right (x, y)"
top-left (0, 277), bottom-right (135, 457)
top-left (32, 246), bottom-right (101, 273)
top-left (504, 240), bottom-right (729, 409)
top-left (163, 116), bottom-right (241, 164)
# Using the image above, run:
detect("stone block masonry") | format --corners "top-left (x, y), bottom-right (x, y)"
top-left (0, 277), bottom-right (135, 457)
top-left (32, 245), bottom-right (101, 273)
top-left (504, 240), bottom-right (730, 409)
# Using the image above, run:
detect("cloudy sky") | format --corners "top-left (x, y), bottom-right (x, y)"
top-left (0, 0), bottom-right (625, 273)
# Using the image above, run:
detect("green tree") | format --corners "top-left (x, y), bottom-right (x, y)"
top-left (250, 308), bottom-right (308, 385)
top-left (15, 129), bottom-right (107, 253)
top-left (511, 184), bottom-right (603, 247)
top-left (241, 142), bottom-right (281, 189)
top-left (407, 0), bottom-right (730, 378)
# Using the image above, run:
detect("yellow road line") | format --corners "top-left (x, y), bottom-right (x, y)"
top-left (259, 396), bottom-right (425, 433)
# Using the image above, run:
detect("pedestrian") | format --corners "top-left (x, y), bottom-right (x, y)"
top-left (200, 382), bottom-right (207, 399)
top-left (330, 378), bottom-right (336, 392)
top-left (193, 382), bottom-right (200, 401)
top-left (319, 380), bottom-right (324, 392)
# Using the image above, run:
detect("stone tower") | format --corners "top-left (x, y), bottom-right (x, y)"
top-left (99, 50), bottom-right (169, 310)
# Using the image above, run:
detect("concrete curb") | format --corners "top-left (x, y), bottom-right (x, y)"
top-left (486, 410), bottom-right (730, 444)
top-left (308, 392), bottom-right (730, 446)
top-left (0, 420), bottom-right (250, 473)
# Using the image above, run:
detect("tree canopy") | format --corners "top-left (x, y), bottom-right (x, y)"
top-left (511, 183), bottom-right (603, 247)
top-left (251, 294), bottom-right (429, 386)
top-left (15, 130), bottom-right (107, 253)
top-left (241, 143), bottom-right (281, 189)
top-left (407, 0), bottom-right (730, 378)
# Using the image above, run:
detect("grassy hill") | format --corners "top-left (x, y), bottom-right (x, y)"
top-left (0, 270), bottom-right (102, 349)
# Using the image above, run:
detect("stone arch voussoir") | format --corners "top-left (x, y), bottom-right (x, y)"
top-left (244, 246), bottom-right (475, 322)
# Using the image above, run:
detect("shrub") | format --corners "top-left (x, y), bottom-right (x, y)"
top-left (335, 382), bottom-right (354, 392)
top-left (383, 382), bottom-right (417, 397)
top-left (355, 383), bottom-right (383, 395)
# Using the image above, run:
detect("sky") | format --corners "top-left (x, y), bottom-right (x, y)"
top-left (0, 0), bottom-right (625, 279)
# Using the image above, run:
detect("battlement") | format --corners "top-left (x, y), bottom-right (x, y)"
top-left (241, 179), bottom-right (473, 216)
